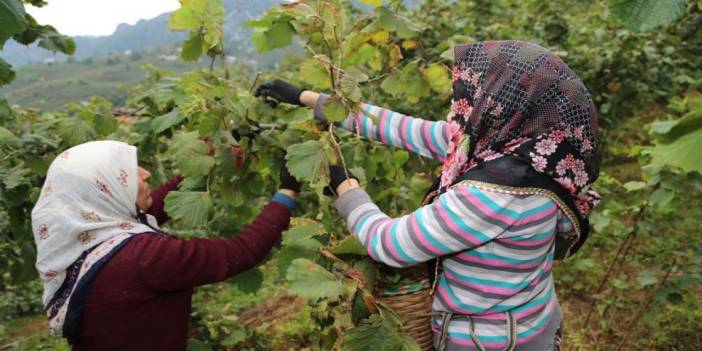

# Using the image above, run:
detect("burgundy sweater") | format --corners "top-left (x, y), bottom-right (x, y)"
top-left (72, 177), bottom-right (291, 351)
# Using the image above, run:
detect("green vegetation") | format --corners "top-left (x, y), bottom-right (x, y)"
top-left (1, 0), bottom-right (701, 350)
top-left (0, 52), bottom-right (204, 110)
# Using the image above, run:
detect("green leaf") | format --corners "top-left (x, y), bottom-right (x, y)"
top-left (277, 245), bottom-right (318, 277)
top-left (151, 108), bottom-right (186, 133)
top-left (650, 109), bottom-right (702, 142)
top-left (0, 126), bottom-right (21, 149)
top-left (267, 21), bottom-right (294, 49)
top-left (181, 31), bottom-right (205, 62)
top-left (187, 339), bottom-right (212, 351)
top-left (649, 127), bottom-right (702, 174)
top-left (649, 188), bottom-right (674, 208)
top-left (322, 97), bottom-right (349, 122)
top-left (607, 0), bottom-right (686, 31)
top-left (649, 120), bottom-right (678, 135)
top-left (283, 221), bottom-right (325, 245)
top-left (346, 43), bottom-right (378, 67)
top-left (353, 259), bottom-right (378, 291)
top-left (250, 29), bottom-right (269, 52)
top-left (164, 191), bottom-right (213, 227)
top-left (171, 131), bottom-right (216, 177)
top-left (341, 69), bottom-right (366, 103)
top-left (360, 0), bottom-right (383, 7)
top-left (221, 328), bottom-right (247, 347)
top-left (36, 26), bottom-right (76, 54)
top-left (636, 269), bottom-right (658, 288)
top-left (392, 150), bottom-right (410, 167)
top-left (374, 7), bottom-right (424, 39)
top-left (424, 63), bottom-right (451, 97)
top-left (380, 70), bottom-right (403, 97)
top-left (286, 140), bottom-right (330, 187)
top-left (246, 12), bottom-right (294, 52)
top-left (277, 221), bottom-right (325, 276)
top-left (0, 58), bottom-right (15, 86)
top-left (169, 0), bottom-right (206, 30)
top-left (572, 258), bottom-right (596, 271)
top-left (93, 111), bottom-right (117, 136)
top-left (57, 116), bottom-right (96, 146)
top-left (381, 62), bottom-right (430, 103)
top-left (0, 98), bottom-right (10, 116)
top-left (300, 59), bottom-right (332, 90)
top-left (286, 258), bottom-right (345, 302)
top-left (0, 0), bottom-right (27, 48)
top-left (623, 181), bottom-right (646, 192)
top-left (168, 0), bottom-right (224, 60)
top-left (233, 267), bottom-right (263, 294)
top-left (282, 222), bottom-right (325, 251)
top-left (329, 235), bottom-right (368, 256)
top-left (2, 164), bottom-right (31, 189)
top-left (342, 314), bottom-right (420, 351)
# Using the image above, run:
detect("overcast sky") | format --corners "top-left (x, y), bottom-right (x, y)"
top-left (26, 0), bottom-right (181, 37)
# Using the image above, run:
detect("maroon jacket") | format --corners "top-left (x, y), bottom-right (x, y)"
top-left (73, 177), bottom-right (291, 350)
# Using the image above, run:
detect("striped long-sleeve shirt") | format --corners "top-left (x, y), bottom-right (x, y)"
top-left (325, 99), bottom-right (568, 350)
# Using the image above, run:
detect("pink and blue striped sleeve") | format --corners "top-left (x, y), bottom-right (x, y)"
top-left (334, 185), bottom-right (559, 268)
top-left (314, 96), bottom-right (450, 161)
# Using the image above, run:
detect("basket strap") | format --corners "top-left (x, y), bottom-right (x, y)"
top-left (503, 312), bottom-right (516, 351)
top-left (467, 316), bottom-right (487, 351)
top-left (429, 258), bottom-right (442, 296)
top-left (436, 312), bottom-right (453, 351)
top-left (434, 311), bottom-right (517, 351)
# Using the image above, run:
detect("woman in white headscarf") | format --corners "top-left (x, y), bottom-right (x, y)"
top-left (32, 140), bottom-right (300, 350)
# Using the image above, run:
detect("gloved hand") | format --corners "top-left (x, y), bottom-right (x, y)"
top-left (255, 79), bottom-right (305, 107)
top-left (324, 166), bottom-right (358, 196)
top-left (280, 160), bottom-right (302, 193)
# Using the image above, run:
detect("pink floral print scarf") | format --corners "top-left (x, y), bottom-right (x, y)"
top-left (440, 41), bottom-right (600, 217)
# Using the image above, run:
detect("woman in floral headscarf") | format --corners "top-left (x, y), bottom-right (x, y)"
top-left (32, 140), bottom-right (301, 350)
top-left (258, 40), bottom-right (599, 350)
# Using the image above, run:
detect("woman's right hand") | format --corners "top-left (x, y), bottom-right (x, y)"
top-left (255, 79), bottom-right (320, 109)
top-left (325, 166), bottom-right (359, 197)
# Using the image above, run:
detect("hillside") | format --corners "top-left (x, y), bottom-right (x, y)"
top-left (0, 52), bottom-right (204, 110)
top-left (1, 1), bottom-right (281, 67)
top-left (0, 1), bottom-right (287, 110)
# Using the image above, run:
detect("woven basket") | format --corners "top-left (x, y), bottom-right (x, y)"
top-left (318, 249), bottom-right (435, 350)
top-left (378, 282), bottom-right (434, 350)
top-left (375, 266), bottom-right (434, 351)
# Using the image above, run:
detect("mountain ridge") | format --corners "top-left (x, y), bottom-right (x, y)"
top-left (2, 1), bottom-right (280, 66)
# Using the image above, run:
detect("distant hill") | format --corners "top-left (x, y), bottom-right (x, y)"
top-left (2, 1), bottom-right (282, 67)
top-left (0, 1), bottom-right (289, 110)
top-left (0, 52), bottom-right (209, 110)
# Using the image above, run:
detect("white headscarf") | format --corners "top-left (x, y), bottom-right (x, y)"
top-left (32, 140), bottom-right (156, 336)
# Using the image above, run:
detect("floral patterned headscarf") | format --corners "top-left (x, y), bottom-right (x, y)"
top-left (440, 40), bottom-right (600, 216)
top-left (32, 140), bottom-right (156, 339)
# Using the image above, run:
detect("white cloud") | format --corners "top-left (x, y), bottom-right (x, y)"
top-left (26, 0), bottom-right (181, 37)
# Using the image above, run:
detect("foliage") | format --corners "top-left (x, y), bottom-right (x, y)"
top-left (1, 0), bottom-right (701, 350)
top-left (0, 0), bottom-right (75, 86)
top-left (607, 0), bottom-right (688, 31)
top-left (168, 0), bottom-right (225, 62)
top-left (0, 53), bottom-right (206, 110)
top-left (648, 93), bottom-right (702, 173)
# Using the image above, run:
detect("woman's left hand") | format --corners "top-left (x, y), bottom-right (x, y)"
top-left (279, 161), bottom-right (301, 196)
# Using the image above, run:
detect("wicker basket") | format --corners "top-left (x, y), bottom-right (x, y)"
top-left (319, 249), bottom-right (435, 350)
top-left (378, 280), bottom-right (434, 350)
top-left (375, 266), bottom-right (435, 351)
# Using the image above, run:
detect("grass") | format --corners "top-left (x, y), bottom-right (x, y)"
top-left (0, 316), bottom-right (69, 351)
